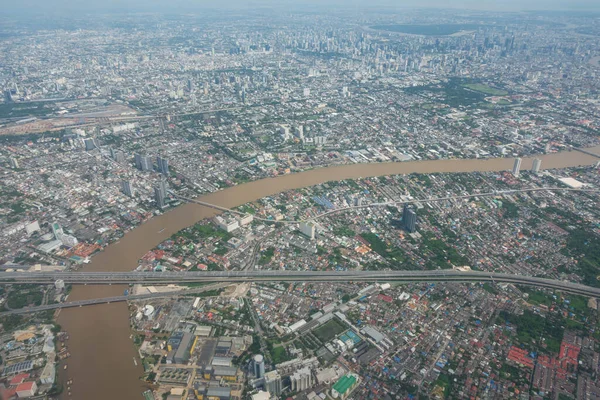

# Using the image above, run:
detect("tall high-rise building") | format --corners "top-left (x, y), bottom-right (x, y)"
top-left (290, 367), bottom-right (314, 392)
top-left (293, 125), bottom-right (304, 139)
top-left (402, 204), bottom-right (417, 233)
top-left (512, 157), bottom-right (522, 177)
top-left (9, 157), bottom-right (19, 169)
top-left (264, 370), bottom-right (282, 396)
top-left (300, 221), bottom-right (316, 239)
top-left (154, 186), bottom-right (165, 208)
top-left (531, 158), bottom-right (542, 174)
top-left (111, 148), bottom-right (125, 163)
top-left (121, 180), bottom-right (134, 197)
top-left (253, 355), bottom-right (265, 379)
top-left (4, 89), bottom-right (14, 103)
top-left (134, 153), bottom-right (142, 169)
top-left (84, 138), bottom-right (97, 151)
top-left (157, 156), bottom-right (169, 175)
top-left (135, 153), bottom-right (152, 171)
top-left (159, 179), bottom-right (168, 198)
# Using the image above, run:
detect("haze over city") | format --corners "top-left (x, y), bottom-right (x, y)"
top-left (0, 1), bottom-right (599, 400)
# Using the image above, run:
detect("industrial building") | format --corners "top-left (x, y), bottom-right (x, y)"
top-left (205, 387), bottom-right (231, 400)
top-left (171, 332), bottom-right (195, 364)
top-left (331, 374), bottom-right (358, 399)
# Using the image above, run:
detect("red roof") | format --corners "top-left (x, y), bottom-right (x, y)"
top-left (0, 386), bottom-right (16, 399)
top-left (16, 381), bottom-right (36, 391)
top-left (507, 346), bottom-right (534, 369)
top-left (9, 373), bottom-right (29, 385)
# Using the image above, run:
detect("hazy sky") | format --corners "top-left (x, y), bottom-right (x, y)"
top-left (3, 0), bottom-right (600, 15)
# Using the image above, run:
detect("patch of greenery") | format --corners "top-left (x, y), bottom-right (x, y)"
top-left (360, 233), bottom-right (407, 264)
top-left (482, 283), bottom-right (499, 295)
top-left (213, 246), bottom-right (229, 256)
top-left (404, 78), bottom-right (491, 108)
top-left (463, 83), bottom-right (508, 96)
top-left (6, 289), bottom-right (43, 309)
top-left (333, 226), bottom-right (355, 237)
top-left (422, 232), bottom-right (469, 269)
top-left (520, 288), bottom-right (554, 306)
top-left (499, 310), bottom-right (564, 353)
top-left (259, 247), bottom-right (276, 265)
top-left (562, 230), bottom-right (600, 287)
top-left (502, 201), bottom-right (519, 219)
top-left (268, 344), bottom-right (292, 365)
top-left (1, 314), bottom-right (24, 331)
top-left (312, 318), bottom-right (347, 343)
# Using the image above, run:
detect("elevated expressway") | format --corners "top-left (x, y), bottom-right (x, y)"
top-left (0, 283), bottom-right (227, 316)
top-left (1, 270), bottom-right (599, 302)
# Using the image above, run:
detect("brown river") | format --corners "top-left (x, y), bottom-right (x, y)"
top-left (57, 148), bottom-right (600, 400)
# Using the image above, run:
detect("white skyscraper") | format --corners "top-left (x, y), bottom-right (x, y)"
top-left (512, 158), bottom-right (522, 177)
top-left (264, 370), bottom-right (282, 396)
top-left (300, 222), bottom-right (316, 239)
top-left (290, 367), bottom-right (314, 392)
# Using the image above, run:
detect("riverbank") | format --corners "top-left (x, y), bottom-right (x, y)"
top-left (57, 147), bottom-right (600, 400)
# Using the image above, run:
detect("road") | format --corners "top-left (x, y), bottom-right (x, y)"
top-left (175, 187), bottom-right (599, 225)
top-left (1, 271), bottom-right (599, 316)
top-left (0, 283), bottom-right (227, 316)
